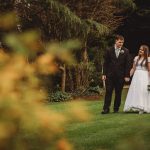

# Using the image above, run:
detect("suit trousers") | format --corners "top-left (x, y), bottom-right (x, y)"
top-left (103, 76), bottom-right (124, 111)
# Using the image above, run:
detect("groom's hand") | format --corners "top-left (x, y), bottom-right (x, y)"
top-left (102, 75), bottom-right (106, 81)
top-left (124, 77), bottom-right (130, 82)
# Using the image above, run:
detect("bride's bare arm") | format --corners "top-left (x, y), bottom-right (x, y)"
top-left (130, 63), bottom-right (136, 77)
top-left (130, 56), bottom-right (138, 77)
top-left (148, 57), bottom-right (150, 76)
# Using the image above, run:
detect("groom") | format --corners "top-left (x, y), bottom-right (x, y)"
top-left (101, 35), bottom-right (130, 114)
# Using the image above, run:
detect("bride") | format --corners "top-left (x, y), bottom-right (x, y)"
top-left (124, 45), bottom-right (150, 114)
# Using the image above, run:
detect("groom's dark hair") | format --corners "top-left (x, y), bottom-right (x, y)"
top-left (115, 34), bottom-right (124, 41)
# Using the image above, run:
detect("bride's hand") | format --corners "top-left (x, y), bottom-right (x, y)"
top-left (124, 77), bottom-right (130, 82)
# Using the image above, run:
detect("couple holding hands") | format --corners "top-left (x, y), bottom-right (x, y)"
top-left (101, 35), bottom-right (150, 114)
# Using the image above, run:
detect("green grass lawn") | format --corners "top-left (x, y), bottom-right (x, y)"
top-left (50, 89), bottom-right (150, 150)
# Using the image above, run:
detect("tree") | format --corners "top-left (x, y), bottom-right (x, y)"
top-left (0, 0), bottom-right (136, 92)
top-left (117, 0), bottom-right (150, 53)
top-left (9, 0), bottom-right (110, 92)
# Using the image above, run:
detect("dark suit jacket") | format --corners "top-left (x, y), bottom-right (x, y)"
top-left (103, 46), bottom-right (130, 79)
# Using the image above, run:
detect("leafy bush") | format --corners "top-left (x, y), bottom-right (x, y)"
top-left (88, 85), bottom-right (102, 94)
top-left (72, 85), bottom-right (104, 99)
top-left (48, 91), bottom-right (72, 102)
top-left (0, 13), bottom-right (90, 150)
top-left (82, 86), bottom-right (104, 96)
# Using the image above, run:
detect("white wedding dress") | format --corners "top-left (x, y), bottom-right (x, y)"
top-left (124, 56), bottom-right (150, 113)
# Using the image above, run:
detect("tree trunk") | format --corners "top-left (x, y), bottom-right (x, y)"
top-left (74, 42), bottom-right (89, 91)
top-left (60, 64), bottom-right (66, 92)
top-left (81, 45), bottom-right (89, 88)
top-left (66, 67), bottom-right (74, 92)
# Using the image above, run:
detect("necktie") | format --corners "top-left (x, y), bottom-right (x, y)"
top-left (115, 49), bottom-right (120, 58)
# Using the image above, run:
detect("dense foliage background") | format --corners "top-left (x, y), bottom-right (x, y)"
top-left (0, 0), bottom-right (149, 98)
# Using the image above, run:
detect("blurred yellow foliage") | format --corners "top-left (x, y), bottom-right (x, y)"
top-left (36, 53), bottom-right (57, 74)
top-left (57, 138), bottom-right (73, 150)
top-left (0, 12), bottom-right (18, 30)
top-left (0, 12), bottom-right (90, 150)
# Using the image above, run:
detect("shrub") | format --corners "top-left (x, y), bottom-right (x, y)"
top-left (48, 91), bottom-right (72, 102)
top-left (0, 13), bottom-right (89, 150)
top-left (72, 85), bottom-right (104, 99)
